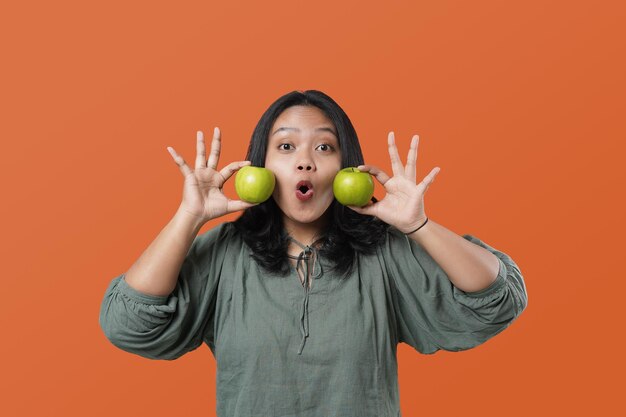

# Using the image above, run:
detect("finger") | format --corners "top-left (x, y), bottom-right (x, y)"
top-left (195, 131), bottom-right (207, 170)
top-left (346, 201), bottom-right (375, 216)
top-left (216, 160), bottom-right (252, 188)
top-left (418, 167), bottom-right (441, 192)
top-left (357, 164), bottom-right (391, 186)
top-left (207, 127), bottom-right (221, 170)
top-left (387, 132), bottom-right (405, 177)
top-left (167, 146), bottom-right (193, 177)
top-left (405, 135), bottom-right (418, 183)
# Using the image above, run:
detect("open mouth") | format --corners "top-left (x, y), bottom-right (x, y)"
top-left (295, 181), bottom-right (314, 201)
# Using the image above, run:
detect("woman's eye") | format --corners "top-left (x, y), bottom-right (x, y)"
top-left (278, 143), bottom-right (333, 151)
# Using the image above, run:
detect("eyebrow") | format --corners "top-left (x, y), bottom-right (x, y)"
top-left (271, 126), bottom-right (337, 137)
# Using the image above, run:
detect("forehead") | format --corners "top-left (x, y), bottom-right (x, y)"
top-left (270, 106), bottom-right (337, 138)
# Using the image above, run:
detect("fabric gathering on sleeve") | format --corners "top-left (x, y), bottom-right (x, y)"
top-left (98, 222), bottom-right (232, 360)
top-left (381, 227), bottom-right (528, 355)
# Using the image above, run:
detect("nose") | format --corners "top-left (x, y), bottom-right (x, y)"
top-left (296, 153), bottom-right (315, 171)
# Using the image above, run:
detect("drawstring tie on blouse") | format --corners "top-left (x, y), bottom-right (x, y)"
top-left (287, 235), bottom-right (324, 355)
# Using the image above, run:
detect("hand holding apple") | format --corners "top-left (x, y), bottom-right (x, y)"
top-left (235, 165), bottom-right (276, 203)
top-left (345, 132), bottom-right (441, 234)
top-left (166, 128), bottom-right (259, 225)
top-left (333, 167), bottom-right (375, 207)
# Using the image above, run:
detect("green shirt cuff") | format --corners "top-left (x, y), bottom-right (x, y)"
top-left (116, 275), bottom-right (170, 305)
top-left (453, 257), bottom-right (508, 298)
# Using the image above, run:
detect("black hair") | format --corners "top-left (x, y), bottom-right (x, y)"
top-left (232, 90), bottom-right (390, 279)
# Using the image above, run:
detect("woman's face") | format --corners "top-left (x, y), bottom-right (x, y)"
top-left (265, 105), bottom-right (342, 231)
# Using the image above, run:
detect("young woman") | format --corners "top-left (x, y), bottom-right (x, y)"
top-left (99, 90), bottom-right (528, 417)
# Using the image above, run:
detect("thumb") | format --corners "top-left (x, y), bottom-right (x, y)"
top-left (228, 200), bottom-right (258, 213)
top-left (347, 203), bottom-right (373, 216)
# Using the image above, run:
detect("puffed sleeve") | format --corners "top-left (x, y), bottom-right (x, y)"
top-left (382, 227), bottom-right (528, 354)
top-left (98, 222), bottom-right (232, 360)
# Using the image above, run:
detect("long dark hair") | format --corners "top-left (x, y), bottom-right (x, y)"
top-left (232, 90), bottom-right (390, 279)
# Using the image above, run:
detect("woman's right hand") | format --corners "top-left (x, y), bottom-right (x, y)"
top-left (167, 127), bottom-right (258, 225)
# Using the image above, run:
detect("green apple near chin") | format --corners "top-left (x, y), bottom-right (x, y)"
top-left (333, 167), bottom-right (375, 207)
top-left (235, 166), bottom-right (276, 203)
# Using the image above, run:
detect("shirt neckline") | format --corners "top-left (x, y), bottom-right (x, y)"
top-left (287, 234), bottom-right (326, 355)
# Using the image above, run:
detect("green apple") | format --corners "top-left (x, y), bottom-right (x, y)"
top-left (235, 166), bottom-right (276, 203)
top-left (333, 167), bottom-right (374, 206)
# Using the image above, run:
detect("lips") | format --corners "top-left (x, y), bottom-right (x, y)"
top-left (295, 180), bottom-right (314, 201)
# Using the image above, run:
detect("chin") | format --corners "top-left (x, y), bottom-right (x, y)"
top-left (280, 203), bottom-right (332, 226)
top-left (285, 209), bottom-right (324, 225)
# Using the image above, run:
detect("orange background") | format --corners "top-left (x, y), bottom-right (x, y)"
top-left (1, 0), bottom-right (624, 416)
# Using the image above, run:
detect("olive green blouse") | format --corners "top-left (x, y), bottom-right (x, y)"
top-left (99, 222), bottom-right (528, 417)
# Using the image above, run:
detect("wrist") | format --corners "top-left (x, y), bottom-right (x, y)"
top-left (175, 205), bottom-right (207, 231)
top-left (403, 217), bottom-right (429, 235)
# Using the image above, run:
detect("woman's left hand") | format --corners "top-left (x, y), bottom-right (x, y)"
top-left (347, 132), bottom-right (440, 234)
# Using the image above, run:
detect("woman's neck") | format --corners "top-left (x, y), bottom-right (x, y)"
top-left (284, 217), bottom-right (327, 255)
